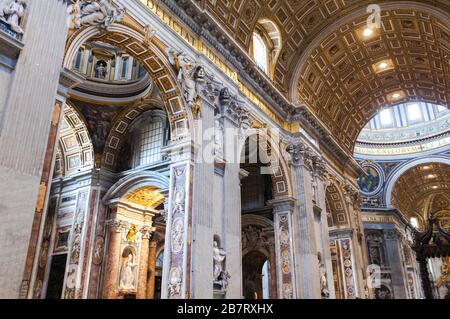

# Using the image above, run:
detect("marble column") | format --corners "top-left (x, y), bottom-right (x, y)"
top-left (338, 235), bottom-right (358, 299)
top-left (288, 143), bottom-right (321, 298)
top-left (25, 69), bottom-right (85, 299)
top-left (384, 229), bottom-right (408, 299)
top-left (161, 139), bottom-right (195, 299)
top-left (269, 248), bottom-right (278, 299)
top-left (343, 184), bottom-right (368, 298)
top-left (0, 0), bottom-right (75, 298)
top-left (146, 240), bottom-right (157, 299)
top-left (222, 114), bottom-right (244, 299)
top-left (137, 226), bottom-right (153, 299)
top-left (270, 198), bottom-right (297, 299)
top-left (102, 219), bottom-right (125, 299)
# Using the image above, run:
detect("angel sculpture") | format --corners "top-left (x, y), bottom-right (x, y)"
top-left (168, 50), bottom-right (205, 117)
top-left (213, 241), bottom-right (227, 282)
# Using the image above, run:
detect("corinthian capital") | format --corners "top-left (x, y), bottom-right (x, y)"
top-left (106, 219), bottom-right (128, 233)
top-left (312, 156), bottom-right (327, 179)
top-left (140, 225), bottom-right (156, 239)
top-left (287, 142), bottom-right (307, 166)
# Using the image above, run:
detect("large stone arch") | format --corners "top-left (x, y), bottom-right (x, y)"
top-left (55, 103), bottom-right (94, 177)
top-left (63, 21), bottom-right (194, 146)
top-left (241, 214), bottom-right (277, 299)
top-left (239, 129), bottom-right (292, 199)
top-left (384, 156), bottom-right (450, 207)
top-left (325, 181), bottom-right (350, 228)
top-left (103, 170), bottom-right (170, 205)
top-left (290, 2), bottom-right (450, 153)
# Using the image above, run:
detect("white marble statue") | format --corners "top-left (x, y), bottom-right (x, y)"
top-left (214, 113), bottom-right (224, 157)
top-left (213, 241), bottom-right (226, 281)
top-left (318, 253), bottom-right (330, 298)
top-left (177, 54), bottom-right (196, 104)
top-left (0, 0), bottom-right (26, 34)
top-left (119, 253), bottom-right (137, 290)
top-left (168, 50), bottom-right (205, 109)
top-left (71, 0), bottom-right (124, 30)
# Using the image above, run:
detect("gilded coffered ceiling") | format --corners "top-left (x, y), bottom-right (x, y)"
top-left (391, 163), bottom-right (450, 224)
top-left (122, 186), bottom-right (165, 209)
top-left (191, 0), bottom-right (450, 153)
top-left (297, 9), bottom-right (450, 152)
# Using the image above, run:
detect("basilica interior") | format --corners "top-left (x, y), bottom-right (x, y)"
top-left (0, 0), bottom-right (448, 300)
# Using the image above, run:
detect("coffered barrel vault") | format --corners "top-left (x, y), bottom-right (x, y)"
top-left (296, 8), bottom-right (450, 153)
top-left (189, 0), bottom-right (450, 154)
top-left (391, 163), bottom-right (450, 225)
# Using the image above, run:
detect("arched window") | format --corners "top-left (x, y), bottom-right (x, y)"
top-left (253, 33), bottom-right (268, 73)
top-left (251, 20), bottom-right (282, 78)
top-left (128, 109), bottom-right (168, 168)
top-left (139, 118), bottom-right (164, 165)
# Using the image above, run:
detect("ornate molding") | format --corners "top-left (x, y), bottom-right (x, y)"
top-left (140, 224), bottom-right (156, 239)
top-left (384, 229), bottom-right (401, 241)
top-left (312, 155), bottom-right (327, 179)
top-left (159, 0), bottom-right (363, 172)
top-left (106, 218), bottom-right (128, 233)
top-left (166, 48), bottom-right (250, 128)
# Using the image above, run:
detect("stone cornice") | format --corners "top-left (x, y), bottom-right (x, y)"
top-left (0, 26), bottom-right (23, 61)
top-left (158, 0), bottom-right (362, 174)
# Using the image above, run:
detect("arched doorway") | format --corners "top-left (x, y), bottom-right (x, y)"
top-left (102, 171), bottom-right (169, 299)
top-left (241, 215), bottom-right (276, 300)
top-left (242, 251), bottom-right (271, 299)
top-left (239, 132), bottom-right (294, 299)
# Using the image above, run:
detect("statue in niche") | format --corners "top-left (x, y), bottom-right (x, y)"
top-left (213, 241), bottom-right (230, 291)
top-left (119, 253), bottom-right (137, 290)
top-left (71, 0), bottom-right (124, 30)
top-left (0, 0), bottom-right (26, 34)
top-left (318, 252), bottom-right (330, 298)
top-left (374, 285), bottom-right (392, 299)
top-left (94, 60), bottom-right (107, 79)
